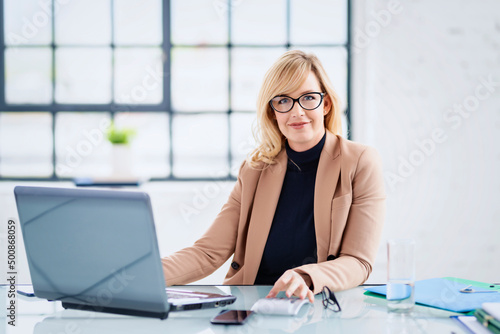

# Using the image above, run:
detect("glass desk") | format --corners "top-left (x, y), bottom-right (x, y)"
top-left (1, 285), bottom-right (469, 334)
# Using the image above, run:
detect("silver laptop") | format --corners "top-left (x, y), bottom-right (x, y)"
top-left (14, 186), bottom-right (236, 319)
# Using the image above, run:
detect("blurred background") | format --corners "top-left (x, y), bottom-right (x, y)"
top-left (0, 0), bottom-right (499, 285)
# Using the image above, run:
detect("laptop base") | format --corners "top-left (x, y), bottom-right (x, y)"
top-left (62, 302), bottom-right (169, 320)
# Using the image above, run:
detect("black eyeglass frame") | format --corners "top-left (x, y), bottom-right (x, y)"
top-left (321, 286), bottom-right (342, 312)
top-left (269, 92), bottom-right (325, 113)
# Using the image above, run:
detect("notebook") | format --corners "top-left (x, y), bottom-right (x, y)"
top-left (14, 186), bottom-right (236, 319)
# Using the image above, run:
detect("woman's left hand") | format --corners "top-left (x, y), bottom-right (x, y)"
top-left (266, 270), bottom-right (314, 303)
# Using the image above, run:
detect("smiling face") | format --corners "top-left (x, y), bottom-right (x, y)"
top-left (273, 71), bottom-right (331, 152)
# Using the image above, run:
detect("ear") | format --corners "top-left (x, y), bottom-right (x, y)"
top-left (323, 94), bottom-right (332, 115)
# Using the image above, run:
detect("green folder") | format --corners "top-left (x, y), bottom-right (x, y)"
top-left (474, 308), bottom-right (500, 334)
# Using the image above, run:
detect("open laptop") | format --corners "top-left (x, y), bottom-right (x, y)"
top-left (14, 186), bottom-right (236, 319)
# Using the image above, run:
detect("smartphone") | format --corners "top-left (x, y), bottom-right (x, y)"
top-left (210, 310), bottom-right (254, 325)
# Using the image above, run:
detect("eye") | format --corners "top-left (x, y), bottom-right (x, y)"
top-left (277, 97), bottom-right (291, 105)
top-left (302, 94), bottom-right (317, 101)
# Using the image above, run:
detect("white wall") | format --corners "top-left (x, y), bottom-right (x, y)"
top-left (352, 0), bottom-right (500, 283)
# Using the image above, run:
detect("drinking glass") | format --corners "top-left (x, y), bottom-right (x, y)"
top-left (387, 239), bottom-right (415, 313)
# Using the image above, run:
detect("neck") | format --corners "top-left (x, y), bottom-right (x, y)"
top-left (285, 133), bottom-right (326, 172)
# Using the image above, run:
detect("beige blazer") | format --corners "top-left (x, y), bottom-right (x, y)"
top-left (162, 131), bottom-right (386, 294)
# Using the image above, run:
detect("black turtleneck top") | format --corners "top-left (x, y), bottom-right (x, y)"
top-left (254, 132), bottom-right (326, 285)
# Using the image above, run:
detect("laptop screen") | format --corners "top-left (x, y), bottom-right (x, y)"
top-left (14, 186), bottom-right (170, 315)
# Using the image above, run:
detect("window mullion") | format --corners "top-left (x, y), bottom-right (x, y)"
top-left (165, 0), bottom-right (173, 178)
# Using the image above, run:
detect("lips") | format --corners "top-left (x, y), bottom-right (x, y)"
top-left (288, 121), bottom-right (310, 129)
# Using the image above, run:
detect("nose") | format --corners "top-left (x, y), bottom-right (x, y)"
top-left (289, 101), bottom-right (305, 117)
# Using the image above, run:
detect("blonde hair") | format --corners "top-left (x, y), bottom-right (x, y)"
top-left (249, 50), bottom-right (342, 167)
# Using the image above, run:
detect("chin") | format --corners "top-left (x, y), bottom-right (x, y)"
top-left (288, 135), bottom-right (314, 147)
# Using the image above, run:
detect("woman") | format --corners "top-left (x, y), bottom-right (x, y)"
top-left (162, 50), bottom-right (385, 303)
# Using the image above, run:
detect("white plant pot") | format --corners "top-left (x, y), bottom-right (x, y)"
top-left (111, 144), bottom-right (133, 177)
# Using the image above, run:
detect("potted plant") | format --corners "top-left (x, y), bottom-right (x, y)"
top-left (106, 122), bottom-right (136, 177)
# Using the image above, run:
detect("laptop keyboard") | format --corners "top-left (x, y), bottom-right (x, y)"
top-left (165, 289), bottom-right (208, 300)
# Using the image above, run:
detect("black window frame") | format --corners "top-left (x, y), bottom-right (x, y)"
top-left (0, 0), bottom-right (352, 182)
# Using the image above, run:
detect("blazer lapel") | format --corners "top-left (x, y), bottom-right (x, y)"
top-left (243, 150), bottom-right (287, 284)
top-left (314, 131), bottom-right (341, 262)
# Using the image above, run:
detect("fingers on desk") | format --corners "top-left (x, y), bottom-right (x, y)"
top-left (267, 271), bottom-right (314, 303)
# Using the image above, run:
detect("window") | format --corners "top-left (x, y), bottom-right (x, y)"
top-left (0, 0), bottom-right (350, 181)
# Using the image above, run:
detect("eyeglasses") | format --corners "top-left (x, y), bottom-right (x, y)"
top-left (321, 286), bottom-right (341, 312)
top-left (269, 92), bottom-right (325, 113)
